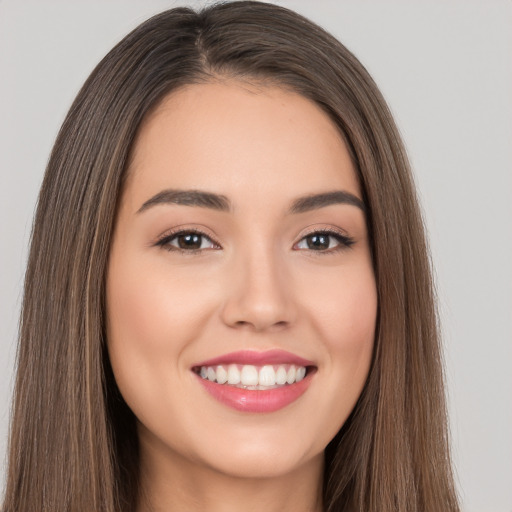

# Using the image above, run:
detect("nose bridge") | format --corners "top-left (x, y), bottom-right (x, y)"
top-left (221, 239), bottom-right (295, 331)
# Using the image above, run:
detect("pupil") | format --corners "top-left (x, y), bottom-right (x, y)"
top-left (178, 234), bottom-right (201, 249)
top-left (308, 234), bottom-right (329, 250)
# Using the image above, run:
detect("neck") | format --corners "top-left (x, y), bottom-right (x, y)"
top-left (136, 432), bottom-right (324, 512)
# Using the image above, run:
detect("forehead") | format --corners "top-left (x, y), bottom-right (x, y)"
top-left (126, 80), bottom-right (360, 209)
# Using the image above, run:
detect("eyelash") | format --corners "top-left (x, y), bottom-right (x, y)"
top-left (155, 228), bottom-right (355, 254)
top-left (295, 228), bottom-right (355, 253)
top-left (155, 228), bottom-right (220, 254)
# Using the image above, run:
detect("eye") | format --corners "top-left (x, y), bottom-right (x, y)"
top-left (294, 230), bottom-right (354, 252)
top-left (156, 230), bottom-right (219, 252)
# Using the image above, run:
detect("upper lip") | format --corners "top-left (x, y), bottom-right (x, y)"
top-left (193, 349), bottom-right (315, 368)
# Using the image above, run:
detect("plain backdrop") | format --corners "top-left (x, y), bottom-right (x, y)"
top-left (0, 1), bottom-right (511, 511)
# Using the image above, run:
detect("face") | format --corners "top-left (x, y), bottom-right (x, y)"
top-left (106, 81), bottom-right (377, 482)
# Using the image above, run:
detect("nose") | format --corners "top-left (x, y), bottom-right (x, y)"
top-left (220, 246), bottom-right (296, 332)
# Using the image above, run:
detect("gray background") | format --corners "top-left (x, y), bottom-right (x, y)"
top-left (1, 1), bottom-right (511, 510)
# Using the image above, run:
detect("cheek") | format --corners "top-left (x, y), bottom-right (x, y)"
top-left (328, 280), bottom-right (377, 359)
top-left (325, 274), bottom-right (376, 383)
top-left (301, 259), bottom-right (377, 351)
top-left (107, 254), bottom-right (217, 346)
top-left (297, 259), bottom-right (377, 429)
top-left (105, 256), bottom-right (218, 414)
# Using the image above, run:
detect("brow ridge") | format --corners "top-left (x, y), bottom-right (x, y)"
top-left (289, 190), bottom-right (365, 214)
top-left (137, 188), bottom-right (365, 215)
top-left (137, 189), bottom-right (231, 213)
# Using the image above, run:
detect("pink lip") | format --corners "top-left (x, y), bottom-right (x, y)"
top-left (195, 372), bottom-right (314, 413)
top-left (192, 350), bottom-right (316, 413)
top-left (193, 349), bottom-right (314, 368)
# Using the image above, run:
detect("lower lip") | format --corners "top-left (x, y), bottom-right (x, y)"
top-left (195, 372), bottom-right (313, 413)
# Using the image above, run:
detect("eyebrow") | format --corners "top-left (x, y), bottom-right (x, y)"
top-left (137, 189), bottom-right (231, 213)
top-left (289, 190), bottom-right (365, 214)
top-left (137, 189), bottom-right (365, 214)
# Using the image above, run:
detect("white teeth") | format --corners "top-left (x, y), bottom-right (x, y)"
top-left (216, 365), bottom-right (228, 384)
top-left (227, 364), bottom-right (241, 384)
top-left (275, 365), bottom-right (287, 385)
top-left (259, 365), bottom-right (276, 386)
top-left (296, 366), bottom-right (306, 382)
top-left (198, 363), bottom-right (309, 387)
top-left (286, 365), bottom-right (296, 384)
top-left (240, 365), bottom-right (259, 386)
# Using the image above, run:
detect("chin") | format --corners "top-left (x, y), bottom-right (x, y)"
top-left (187, 426), bottom-right (324, 480)
top-left (202, 447), bottom-right (322, 480)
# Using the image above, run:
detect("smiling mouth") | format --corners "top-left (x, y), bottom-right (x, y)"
top-left (192, 363), bottom-right (314, 390)
top-left (191, 350), bottom-right (317, 412)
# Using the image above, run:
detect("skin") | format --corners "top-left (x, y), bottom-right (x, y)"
top-left (106, 80), bottom-right (377, 512)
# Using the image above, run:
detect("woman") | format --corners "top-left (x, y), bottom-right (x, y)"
top-left (2, 2), bottom-right (460, 511)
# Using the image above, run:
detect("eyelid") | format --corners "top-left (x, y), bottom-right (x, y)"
top-left (293, 225), bottom-right (355, 251)
top-left (298, 224), bottom-right (351, 239)
top-left (154, 226), bottom-right (222, 251)
top-left (152, 224), bottom-right (354, 253)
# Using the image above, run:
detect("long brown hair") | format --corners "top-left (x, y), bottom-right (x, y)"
top-left (2, 2), bottom-right (460, 511)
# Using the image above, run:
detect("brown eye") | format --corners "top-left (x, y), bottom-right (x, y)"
top-left (304, 234), bottom-right (330, 250)
top-left (176, 233), bottom-right (203, 249)
top-left (295, 231), bottom-right (355, 252)
top-left (157, 231), bottom-right (218, 252)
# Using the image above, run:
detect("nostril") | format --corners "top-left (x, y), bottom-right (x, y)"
top-left (230, 319), bottom-right (290, 332)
